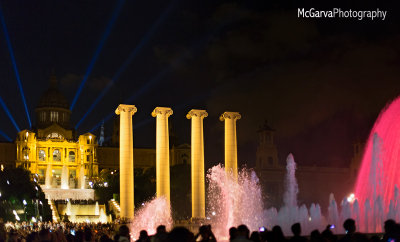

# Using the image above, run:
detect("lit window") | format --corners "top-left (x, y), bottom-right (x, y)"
top-left (50, 111), bottom-right (59, 122)
top-left (53, 149), bottom-right (61, 161)
top-left (39, 150), bottom-right (46, 161)
top-left (69, 151), bottom-right (75, 162)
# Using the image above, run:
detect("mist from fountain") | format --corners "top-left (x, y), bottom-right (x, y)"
top-left (264, 154), bottom-right (324, 235)
top-left (99, 208), bottom-right (108, 223)
top-left (79, 166), bottom-right (85, 189)
top-left (66, 200), bottom-right (72, 216)
top-left (61, 165), bottom-right (69, 189)
top-left (95, 201), bottom-right (99, 216)
top-left (45, 164), bottom-right (52, 189)
top-left (206, 164), bottom-right (264, 239)
top-left (129, 197), bottom-right (172, 240)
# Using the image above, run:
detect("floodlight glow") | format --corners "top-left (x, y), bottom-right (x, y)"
top-left (75, 0), bottom-right (177, 129)
top-left (23, 200), bottom-right (27, 205)
top-left (70, 0), bottom-right (125, 111)
top-left (0, 5), bottom-right (31, 127)
top-left (0, 96), bottom-right (20, 132)
top-left (0, 129), bottom-right (11, 142)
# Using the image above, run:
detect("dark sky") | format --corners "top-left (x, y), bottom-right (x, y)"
top-left (1, 0), bottom-right (400, 169)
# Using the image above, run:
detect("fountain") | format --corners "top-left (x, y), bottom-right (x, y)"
top-left (207, 164), bottom-right (264, 239)
top-left (80, 166), bottom-right (85, 189)
top-left (66, 200), bottom-right (72, 216)
top-left (129, 197), bottom-right (172, 240)
top-left (355, 96), bottom-right (400, 209)
top-left (95, 201), bottom-right (99, 216)
top-left (45, 164), bottom-right (52, 189)
top-left (99, 208), bottom-right (108, 223)
top-left (61, 165), bottom-right (69, 189)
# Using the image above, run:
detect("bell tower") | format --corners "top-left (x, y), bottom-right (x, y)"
top-left (256, 121), bottom-right (279, 170)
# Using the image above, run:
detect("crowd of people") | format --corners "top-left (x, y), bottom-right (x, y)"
top-left (1, 219), bottom-right (400, 242)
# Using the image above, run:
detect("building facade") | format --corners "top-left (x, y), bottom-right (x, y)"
top-left (15, 76), bottom-right (98, 188)
top-left (255, 122), bottom-right (360, 208)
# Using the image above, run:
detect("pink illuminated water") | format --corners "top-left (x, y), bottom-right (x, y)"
top-left (207, 164), bottom-right (264, 239)
top-left (354, 97), bottom-right (400, 232)
top-left (355, 97), bottom-right (400, 207)
top-left (129, 197), bottom-right (172, 240)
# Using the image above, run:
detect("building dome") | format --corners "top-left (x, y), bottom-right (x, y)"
top-left (37, 75), bottom-right (69, 109)
top-left (35, 75), bottom-right (71, 131)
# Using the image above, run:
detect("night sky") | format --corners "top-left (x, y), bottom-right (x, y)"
top-left (1, 0), bottom-right (400, 169)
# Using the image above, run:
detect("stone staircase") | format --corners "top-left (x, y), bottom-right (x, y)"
top-left (48, 200), bottom-right (60, 222)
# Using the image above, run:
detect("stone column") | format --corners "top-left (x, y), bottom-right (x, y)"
top-left (187, 109), bottom-right (208, 219)
top-left (116, 104), bottom-right (137, 219)
top-left (152, 107), bottom-right (173, 203)
top-left (220, 112), bottom-right (241, 179)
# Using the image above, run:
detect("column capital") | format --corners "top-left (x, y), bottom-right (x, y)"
top-left (219, 111), bottom-right (241, 121)
top-left (115, 104), bottom-right (137, 115)
top-left (151, 107), bottom-right (173, 117)
top-left (186, 109), bottom-right (208, 119)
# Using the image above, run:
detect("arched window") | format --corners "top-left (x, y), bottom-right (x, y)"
top-left (39, 150), bottom-right (46, 161)
top-left (22, 147), bottom-right (29, 160)
top-left (69, 151), bottom-right (75, 162)
top-left (53, 149), bottom-right (61, 161)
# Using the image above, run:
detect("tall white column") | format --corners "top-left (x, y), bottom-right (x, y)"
top-left (152, 107), bottom-right (173, 203)
top-left (116, 104), bottom-right (137, 219)
top-left (187, 109), bottom-right (208, 219)
top-left (220, 112), bottom-right (241, 179)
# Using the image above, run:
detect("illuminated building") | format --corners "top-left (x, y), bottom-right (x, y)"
top-left (15, 75), bottom-right (98, 188)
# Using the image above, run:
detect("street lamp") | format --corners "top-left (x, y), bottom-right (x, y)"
top-left (22, 200), bottom-right (27, 221)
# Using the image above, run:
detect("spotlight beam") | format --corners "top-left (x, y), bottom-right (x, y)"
top-left (0, 96), bottom-right (20, 132)
top-left (75, 0), bottom-right (177, 130)
top-left (70, 0), bottom-right (125, 111)
top-left (0, 4), bottom-right (31, 128)
top-left (0, 129), bottom-right (11, 142)
top-left (87, 25), bottom-right (226, 133)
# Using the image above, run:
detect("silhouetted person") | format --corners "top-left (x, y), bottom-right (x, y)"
top-left (321, 225), bottom-right (337, 242)
top-left (39, 229), bottom-right (51, 242)
top-left (250, 231), bottom-right (261, 242)
top-left (272, 226), bottom-right (287, 242)
top-left (84, 227), bottom-right (93, 242)
top-left (167, 227), bottom-right (193, 242)
top-left (232, 225), bottom-right (252, 242)
top-left (229, 227), bottom-right (238, 241)
top-left (137, 230), bottom-right (150, 242)
top-left (289, 223), bottom-right (307, 242)
top-left (100, 234), bottom-right (113, 242)
top-left (117, 225), bottom-right (130, 242)
top-left (151, 225), bottom-right (168, 242)
top-left (310, 230), bottom-right (322, 242)
top-left (26, 232), bottom-right (39, 242)
top-left (195, 225), bottom-right (216, 242)
top-left (339, 219), bottom-right (367, 242)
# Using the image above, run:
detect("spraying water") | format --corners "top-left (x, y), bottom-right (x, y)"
top-left (61, 165), bottom-right (69, 189)
top-left (207, 164), bottom-right (264, 239)
top-left (45, 164), bottom-right (52, 189)
top-left (129, 197), bottom-right (172, 240)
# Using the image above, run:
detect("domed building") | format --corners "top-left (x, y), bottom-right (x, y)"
top-left (15, 75), bottom-right (98, 192)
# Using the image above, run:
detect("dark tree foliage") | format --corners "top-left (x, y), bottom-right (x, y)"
top-left (170, 164), bottom-right (191, 220)
top-left (0, 167), bottom-right (52, 221)
top-left (94, 164), bottom-right (191, 220)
